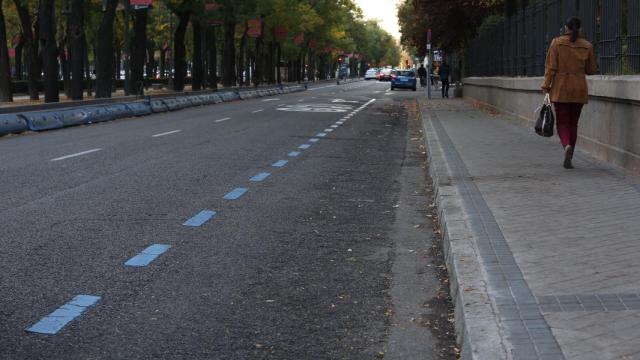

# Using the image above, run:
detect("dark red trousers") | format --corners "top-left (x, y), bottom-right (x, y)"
top-left (553, 102), bottom-right (583, 148)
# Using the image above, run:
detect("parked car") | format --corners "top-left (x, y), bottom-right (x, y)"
top-left (364, 68), bottom-right (378, 80)
top-left (390, 69), bottom-right (417, 91)
top-left (378, 68), bottom-right (393, 81)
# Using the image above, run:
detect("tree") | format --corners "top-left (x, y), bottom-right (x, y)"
top-left (402, 0), bottom-right (502, 52)
top-left (95, 0), bottom-right (119, 98)
top-left (39, 0), bottom-right (58, 102)
top-left (68, 0), bottom-right (87, 100)
top-left (131, 7), bottom-right (149, 95)
top-left (0, 0), bottom-right (12, 102)
top-left (191, 18), bottom-right (203, 90)
top-left (206, 24), bottom-right (217, 89)
top-left (166, 0), bottom-right (191, 91)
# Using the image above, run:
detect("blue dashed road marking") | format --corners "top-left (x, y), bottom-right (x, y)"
top-left (224, 188), bottom-right (248, 200)
top-left (324, 129), bottom-right (333, 132)
top-left (26, 295), bottom-right (101, 335)
top-left (316, 133), bottom-right (327, 137)
top-left (272, 160), bottom-right (288, 168)
top-left (125, 244), bottom-right (171, 267)
top-left (250, 173), bottom-right (271, 182)
top-left (309, 138), bottom-right (319, 143)
top-left (299, 144), bottom-right (311, 149)
top-left (183, 210), bottom-right (217, 227)
top-left (288, 151), bottom-right (301, 157)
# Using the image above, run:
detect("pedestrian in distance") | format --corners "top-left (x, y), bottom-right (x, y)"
top-left (417, 64), bottom-right (427, 88)
top-left (431, 66), bottom-right (439, 89)
top-left (541, 16), bottom-right (597, 169)
top-left (439, 60), bottom-right (451, 98)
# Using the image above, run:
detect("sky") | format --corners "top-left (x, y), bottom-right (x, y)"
top-left (354, 0), bottom-right (402, 40)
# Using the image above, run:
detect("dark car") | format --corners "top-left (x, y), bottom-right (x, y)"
top-left (390, 70), bottom-right (417, 91)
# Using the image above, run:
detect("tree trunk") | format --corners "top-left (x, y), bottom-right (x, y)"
top-left (14, 0), bottom-right (39, 100)
top-left (115, 49), bottom-right (121, 80)
top-left (191, 20), bottom-right (203, 91)
top-left (131, 8), bottom-right (148, 95)
top-left (39, 0), bottom-right (58, 103)
top-left (60, 46), bottom-right (70, 98)
top-left (253, 19), bottom-right (264, 87)
top-left (85, 44), bottom-right (92, 97)
top-left (276, 43), bottom-right (281, 84)
top-left (146, 41), bottom-right (155, 80)
top-left (15, 37), bottom-right (23, 80)
top-left (68, 0), bottom-right (86, 100)
top-left (238, 29), bottom-right (246, 86)
top-left (172, 10), bottom-right (190, 91)
top-left (0, 0), bottom-right (12, 102)
top-left (267, 42), bottom-right (274, 84)
top-left (160, 47), bottom-right (167, 78)
top-left (206, 25), bottom-right (217, 89)
top-left (95, 0), bottom-right (118, 98)
top-left (222, 21), bottom-right (236, 87)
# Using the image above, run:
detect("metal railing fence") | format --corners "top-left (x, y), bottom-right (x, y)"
top-left (467, 0), bottom-right (640, 76)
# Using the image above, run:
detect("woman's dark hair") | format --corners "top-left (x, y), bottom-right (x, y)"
top-left (566, 16), bottom-right (582, 42)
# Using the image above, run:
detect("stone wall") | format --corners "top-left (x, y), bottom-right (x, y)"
top-left (462, 76), bottom-right (640, 174)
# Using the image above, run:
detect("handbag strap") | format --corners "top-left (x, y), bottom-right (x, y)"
top-left (544, 93), bottom-right (551, 105)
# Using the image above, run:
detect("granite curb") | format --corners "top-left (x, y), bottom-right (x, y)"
top-left (420, 103), bottom-right (510, 360)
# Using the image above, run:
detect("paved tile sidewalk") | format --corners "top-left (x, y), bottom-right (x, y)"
top-left (421, 96), bottom-right (640, 360)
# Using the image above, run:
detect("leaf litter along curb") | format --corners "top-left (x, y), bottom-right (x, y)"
top-left (408, 99), bottom-right (460, 359)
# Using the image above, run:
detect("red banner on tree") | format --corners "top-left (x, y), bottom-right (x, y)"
top-left (275, 26), bottom-right (288, 42)
top-left (8, 48), bottom-right (15, 58)
top-left (247, 19), bottom-right (262, 38)
top-left (324, 46), bottom-right (332, 54)
top-left (308, 38), bottom-right (318, 49)
top-left (293, 33), bottom-right (304, 46)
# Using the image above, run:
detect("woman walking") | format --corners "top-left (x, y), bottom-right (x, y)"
top-left (542, 16), bottom-right (597, 169)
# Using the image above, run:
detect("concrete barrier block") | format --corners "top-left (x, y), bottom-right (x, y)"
top-left (238, 91), bottom-right (256, 100)
top-left (197, 94), bottom-right (212, 105)
top-left (58, 108), bottom-right (91, 126)
top-left (125, 102), bottom-right (153, 116)
top-left (210, 93), bottom-right (223, 103)
top-left (219, 91), bottom-right (240, 102)
top-left (150, 99), bottom-right (168, 112)
top-left (84, 106), bottom-right (115, 123)
top-left (0, 114), bottom-right (28, 136)
top-left (161, 98), bottom-right (181, 111)
top-left (175, 97), bottom-right (191, 109)
top-left (104, 104), bottom-right (133, 120)
top-left (187, 95), bottom-right (204, 106)
top-left (20, 111), bottom-right (65, 131)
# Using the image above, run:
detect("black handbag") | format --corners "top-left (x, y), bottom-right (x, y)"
top-left (535, 94), bottom-right (554, 137)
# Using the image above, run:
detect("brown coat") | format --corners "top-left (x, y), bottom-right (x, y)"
top-left (542, 34), bottom-right (597, 104)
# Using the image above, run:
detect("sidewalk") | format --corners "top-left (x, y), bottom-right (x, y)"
top-left (420, 94), bottom-right (640, 360)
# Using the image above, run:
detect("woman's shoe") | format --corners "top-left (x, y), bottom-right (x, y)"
top-left (563, 145), bottom-right (574, 169)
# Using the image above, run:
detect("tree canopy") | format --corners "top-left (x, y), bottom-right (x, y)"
top-left (398, 0), bottom-right (504, 54)
top-left (0, 0), bottom-right (401, 102)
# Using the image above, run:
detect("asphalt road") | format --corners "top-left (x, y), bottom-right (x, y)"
top-left (0, 80), bottom-right (456, 359)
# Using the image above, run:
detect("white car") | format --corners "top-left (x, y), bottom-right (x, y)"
top-left (364, 68), bottom-right (378, 80)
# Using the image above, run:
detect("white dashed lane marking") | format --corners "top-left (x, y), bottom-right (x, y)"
top-left (152, 130), bottom-right (181, 138)
top-left (50, 148), bottom-right (103, 162)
